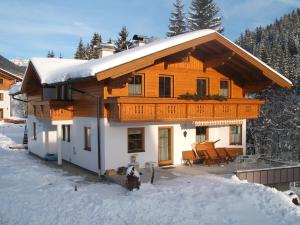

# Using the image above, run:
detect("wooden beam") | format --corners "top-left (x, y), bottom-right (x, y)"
top-left (216, 66), bottom-right (246, 87)
top-left (244, 80), bottom-right (273, 92)
top-left (204, 52), bottom-right (235, 69)
top-left (214, 34), bottom-right (292, 88)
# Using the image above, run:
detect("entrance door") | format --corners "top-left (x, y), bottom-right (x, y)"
top-left (158, 127), bottom-right (173, 166)
top-left (0, 108), bottom-right (3, 120)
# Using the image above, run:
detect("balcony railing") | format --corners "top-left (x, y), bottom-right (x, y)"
top-left (105, 97), bottom-right (264, 123)
top-left (32, 100), bottom-right (73, 121)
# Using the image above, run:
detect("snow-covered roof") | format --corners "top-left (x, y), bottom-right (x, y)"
top-left (23, 29), bottom-right (292, 88)
top-left (25, 30), bottom-right (215, 84)
top-left (0, 68), bottom-right (23, 81)
top-left (30, 58), bottom-right (87, 84)
top-left (9, 82), bottom-right (22, 95)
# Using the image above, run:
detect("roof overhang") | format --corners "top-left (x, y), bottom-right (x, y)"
top-left (0, 68), bottom-right (23, 81)
top-left (20, 30), bottom-right (293, 94)
top-left (95, 32), bottom-right (292, 89)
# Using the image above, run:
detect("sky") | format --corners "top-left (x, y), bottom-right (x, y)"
top-left (1, 0), bottom-right (300, 60)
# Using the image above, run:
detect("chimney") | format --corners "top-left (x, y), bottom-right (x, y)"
top-left (133, 34), bottom-right (148, 47)
top-left (98, 43), bottom-right (115, 58)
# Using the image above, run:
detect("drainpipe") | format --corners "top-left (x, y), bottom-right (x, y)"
top-left (70, 86), bottom-right (102, 176)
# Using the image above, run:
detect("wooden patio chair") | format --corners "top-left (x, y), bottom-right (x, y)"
top-left (196, 142), bottom-right (221, 165)
top-left (182, 150), bottom-right (197, 166)
top-left (224, 148), bottom-right (243, 159)
top-left (215, 148), bottom-right (233, 162)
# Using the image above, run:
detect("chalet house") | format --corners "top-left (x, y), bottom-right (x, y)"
top-left (0, 68), bottom-right (22, 120)
top-left (19, 30), bottom-right (292, 174)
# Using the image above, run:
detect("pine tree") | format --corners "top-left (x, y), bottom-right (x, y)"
top-left (47, 50), bottom-right (55, 58)
top-left (188, 0), bottom-right (223, 33)
top-left (115, 26), bottom-right (133, 52)
top-left (236, 9), bottom-right (300, 156)
top-left (107, 37), bottom-right (113, 44)
top-left (59, 53), bottom-right (63, 58)
top-left (167, 0), bottom-right (186, 37)
top-left (85, 43), bottom-right (91, 60)
top-left (90, 33), bottom-right (102, 59)
top-left (74, 38), bottom-right (85, 59)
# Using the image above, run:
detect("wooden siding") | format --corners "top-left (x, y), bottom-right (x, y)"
top-left (31, 100), bottom-right (73, 121)
top-left (0, 73), bottom-right (17, 90)
top-left (104, 55), bottom-right (244, 99)
top-left (105, 97), bottom-right (264, 122)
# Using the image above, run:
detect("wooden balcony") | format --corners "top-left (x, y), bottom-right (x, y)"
top-left (105, 97), bottom-right (265, 123)
top-left (31, 100), bottom-right (73, 121)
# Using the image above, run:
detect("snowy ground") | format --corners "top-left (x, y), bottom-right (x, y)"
top-left (0, 123), bottom-right (300, 225)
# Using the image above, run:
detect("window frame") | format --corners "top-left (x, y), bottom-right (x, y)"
top-left (220, 79), bottom-right (230, 98)
top-left (159, 75), bottom-right (173, 98)
top-left (62, 125), bottom-right (71, 142)
top-left (128, 73), bottom-right (144, 96)
top-left (62, 125), bottom-right (66, 141)
top-left (196, 126), bottom-right (209, 143)
top-left (84, 127), bottom-right (91, 151)
top-left (196, 78), bottom-right (209, 97)
top-left (33, 122), bottom-right (37, 140)
top-left (67, 125), bottom-right (71, 142)
top-left (229, 125), bottom-right (242, 145)
top-left (128, 127), bottom-right (145, 153)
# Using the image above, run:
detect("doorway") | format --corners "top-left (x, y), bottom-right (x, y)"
top-left (158, 127), bottom-right (173, 166)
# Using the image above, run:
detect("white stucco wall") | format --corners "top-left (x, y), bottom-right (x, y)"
top-left (27, 115), bottom-right (58, 158)
top-left (63, 117), bottom-right (99, 173)
top-left (0, 90), bottom-right (11, 119)
top-left (101, 119), bottom-right (246, 171)
top-left (27, 115), bottom-right (246, 174)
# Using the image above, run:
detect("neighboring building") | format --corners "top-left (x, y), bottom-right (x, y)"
top-left (0, 68), bottom-right (22, 120)
top-left (19, 30), bottom-right (292, 174)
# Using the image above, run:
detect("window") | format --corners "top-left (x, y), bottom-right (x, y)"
top-left (220, 80), bottom-right (230, 98)
top-left (128, 128), bottom-right (145, 153)
top-left (196, 127), bottom-right (208, 143)
top-left (62, 125), bottom-right (71, 142)
top-left (197, 79), bottom-right (208, 97)
top-left (84, 127), bottom-right (91, 151)
top-left (43, 85), bottom-right (71, 101)
top-left (128, 74), bottom-right (143, 96)
top-left (42, 86), bottom-right (56, 100)
top-left (33, 122), bottom-right (37, 140)
top-left (230, 125), bottom-right (242, 145)
top-left (0, 79), bottom-right (3, 84)
top-left (159, 76), bottom-right (172, 98)
top-left (0, 93), bottom-right (3, 101)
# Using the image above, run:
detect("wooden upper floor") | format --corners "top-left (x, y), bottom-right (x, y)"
top-left (21, 30), bottom-right (292, 122)
top-left (26, 53), bottom-right (265, 122)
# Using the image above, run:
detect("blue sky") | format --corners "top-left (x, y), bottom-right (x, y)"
top-left (1, 0), bottom-right (300, 59)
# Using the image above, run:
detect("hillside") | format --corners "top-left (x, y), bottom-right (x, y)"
top-left (0, 54), bottom-right (25, 75)
top-left (236, 9), bottom-right (300, 156)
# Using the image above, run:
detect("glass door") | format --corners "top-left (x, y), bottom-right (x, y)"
top-left (158, 127), bottom-right (173, 166)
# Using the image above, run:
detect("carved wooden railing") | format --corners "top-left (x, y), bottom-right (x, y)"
top-left (31, 100), bottom-right (74, 121)
top-left (105, 97), bottom-right (264, 122)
